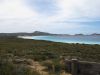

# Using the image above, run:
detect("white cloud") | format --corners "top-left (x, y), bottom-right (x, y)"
top-left (49, 0), bottom-right (100, 20)
top-left (0, 0), bottom-right (37, 19)
top-left (0, 0), bottom-right (100, 33)
top-left (35, 0), bottom-right (100, 24)
top-left (0, 0), bottom-right (100, 21)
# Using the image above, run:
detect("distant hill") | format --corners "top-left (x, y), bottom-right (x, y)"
top-left (0, 31), bottom-right (52, 37)
top-left (33, 31), bottom-right (51, 35)
top-left (91, 33), bottom-right (100, 36)
top-left (74, 34), bottom-right (84, 36)
top-left (0, 31), bottom-right (100, 37)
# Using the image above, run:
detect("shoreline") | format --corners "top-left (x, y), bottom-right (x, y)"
top-left (18, 36), bottom-right (100, 45)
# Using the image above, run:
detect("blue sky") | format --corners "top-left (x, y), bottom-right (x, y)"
top-left (0, 0), bottom-right (100, 34)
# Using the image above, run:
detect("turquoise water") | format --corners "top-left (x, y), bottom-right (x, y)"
top-left (20, 35), bottom-right (100, 44)
top-left (32, 35), bottom-right (100, 44)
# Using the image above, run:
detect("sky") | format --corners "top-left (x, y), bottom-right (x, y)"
top-left (0, 0), bottom-right (100, 34)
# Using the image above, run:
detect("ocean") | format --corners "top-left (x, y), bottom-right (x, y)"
top-left (19, 35), bottom-right (100, 44)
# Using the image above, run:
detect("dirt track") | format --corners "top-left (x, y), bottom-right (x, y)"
top-left (30, 60), bottom-right (71, 75)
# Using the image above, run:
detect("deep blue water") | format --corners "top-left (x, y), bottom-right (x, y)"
top-left (19, 35), bottom-right (100, 44)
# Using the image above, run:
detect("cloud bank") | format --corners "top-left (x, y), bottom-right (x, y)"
top-left (0, 0), bottom-right (100, 34)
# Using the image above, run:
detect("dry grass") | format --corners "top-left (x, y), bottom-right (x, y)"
top-left (29, 60), bottom-right (71, 75)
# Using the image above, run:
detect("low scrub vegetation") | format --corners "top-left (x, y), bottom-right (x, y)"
top-left (0, 36), bottom-right (100, 75)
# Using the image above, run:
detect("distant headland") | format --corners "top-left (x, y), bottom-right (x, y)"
top-left (0, 31), bottom-right (100, 37)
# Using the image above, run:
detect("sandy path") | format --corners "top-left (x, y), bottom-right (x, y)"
top-left (30, 60), bottom-right (71, 75)
top-left (30, 61), bottom-right (48, 75)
